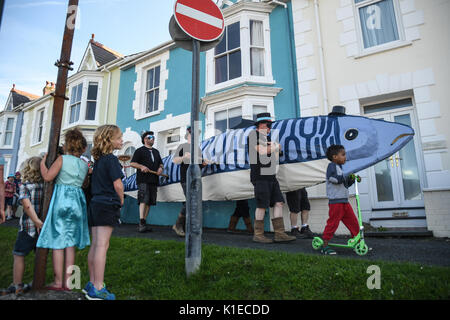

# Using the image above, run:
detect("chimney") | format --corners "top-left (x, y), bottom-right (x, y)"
top-left (11, 83), bottom-right (16, 91)
top-left (43, 81), bottom-right (55, 95)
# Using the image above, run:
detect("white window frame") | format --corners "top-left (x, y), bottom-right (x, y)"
top-left (205, 95), bottom-right (275, 139)
top-left (205, 9), bottom-right (274, 94)
top-left (353, 0), bottom-right (407, 56)
top-left (85, 81), bottom-right (100, 121)
top-left (31, 107), bottom-right (46, 146)
top-left (122, 144), bottom-right (137, 177)
top-left (65, 75), bottom-right (103, 129)
top-left (143, 64), bottom-right (161, 116)
top-left (0, 115), bottom-right (17, 148)
top-left (133, 50), bottom-right (169, 121)
top-left (214, 21), bottom-right (242, 85)
top-left (213, 105), bottom-right (244, 136)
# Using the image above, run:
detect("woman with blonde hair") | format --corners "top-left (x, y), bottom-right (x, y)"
top-left (84, 125), bottom-right (124, 300)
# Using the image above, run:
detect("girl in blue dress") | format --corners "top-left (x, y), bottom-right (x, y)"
top-left (37, 128), bottom-right (90, 290)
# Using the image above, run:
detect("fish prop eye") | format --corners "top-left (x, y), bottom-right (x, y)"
top-left (345, 129), bottom-right (359, 141)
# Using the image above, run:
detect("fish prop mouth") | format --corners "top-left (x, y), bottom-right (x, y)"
top-left (391, 133), bottom-right (414, 145)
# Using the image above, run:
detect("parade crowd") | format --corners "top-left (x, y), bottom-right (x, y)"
top-left (0, 112), bottom-right (361, 300)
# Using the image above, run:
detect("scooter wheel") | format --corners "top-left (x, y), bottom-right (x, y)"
top-left (312, 237), bottom-right (323, 250)
top-left (355, 242), bottom-right (368, 256)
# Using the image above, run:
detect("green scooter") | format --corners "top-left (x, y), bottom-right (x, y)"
top-left (312, 175), bottom-right (369, 256)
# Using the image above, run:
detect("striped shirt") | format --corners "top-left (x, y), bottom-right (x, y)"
top-left (18, 182), bottom-right (44, 238)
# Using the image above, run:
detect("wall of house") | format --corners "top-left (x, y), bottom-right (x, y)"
top-left (118, 3), bottom-right (302, 231)
top-left (291, 0), bottom-right (450, 234)
top-left (17, 98), bottom-right (53, 170)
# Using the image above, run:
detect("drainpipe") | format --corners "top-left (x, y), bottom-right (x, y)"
top-left (267, 0), bottom-right (300, 118)
top-left (102, 66), bottom-right (112, 124)
top-left (314, 0), bottom-right (329, 115)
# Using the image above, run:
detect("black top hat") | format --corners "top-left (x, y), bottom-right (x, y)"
top-left (255, 112), bottom-right (273, 125)
top-left (328, 105), bottom-right (346, 116)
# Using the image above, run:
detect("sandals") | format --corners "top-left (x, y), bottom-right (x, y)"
top-left (45, 284), bottom-right (65, 291)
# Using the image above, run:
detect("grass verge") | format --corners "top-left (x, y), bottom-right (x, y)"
top-left (1, 226), bottom-right (449, 299)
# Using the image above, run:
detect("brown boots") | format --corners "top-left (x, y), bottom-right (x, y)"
top-left (227, 215), bottom-right (239, 233)
top-left (227, 215), bottom-right (254, 234)
top-left (253, 218), bottom-right (296, 243)
top-left (243, 216), bottom-right (254, 233)
top-left (253, 220), bottom-right (273, 243)
top-left (272, 217), bottom-right (296, 243)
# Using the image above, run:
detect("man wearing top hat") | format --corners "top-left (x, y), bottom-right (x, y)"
top-left (247, 113), bottom-right (296, 243)
top-left (130, 131), bottom-right (164, 233)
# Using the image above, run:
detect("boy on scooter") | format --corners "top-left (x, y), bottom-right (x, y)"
top-left (320, 145), bottom-right (361, 255)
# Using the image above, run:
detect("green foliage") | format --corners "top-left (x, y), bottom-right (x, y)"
top-left (1, 227), bottom-right (449, 300)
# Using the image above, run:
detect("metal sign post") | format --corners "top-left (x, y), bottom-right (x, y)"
top-left (170, 0), bottom-right (224, 277)
top-left (32, 0), bottom-right (79, 291)
top-left (185, 39), bottom-right (202, 276)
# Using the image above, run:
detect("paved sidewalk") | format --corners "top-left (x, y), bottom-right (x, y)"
top-left (112, 223), bottom-right (450, 267)
top-left (2, 219), bottom-right (450, 267)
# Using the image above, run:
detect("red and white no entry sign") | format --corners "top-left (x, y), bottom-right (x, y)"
top-left (174, 0), bottom-right (225, 42)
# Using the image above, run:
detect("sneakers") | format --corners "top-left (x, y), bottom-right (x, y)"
top-left (290, 227), bottom-right (305, 239)
top-left (320, 245), bottom-right (337, 255)
top-left (1, 283), bottom-right (30, 296)
top-left (83, 281), bottom-right (106, 294)
top-left (85, 285), bottom-right (116, 300)
top-left (138, 223), bottom-right (151, 233)
top-left (6, 216), bottom-right (13, 221)
top-left (82, 281), bottom-right (93, 294)
top-left (172, 224), bottom-right (185, 237)
top-left (1, 284), bottom-right (17, 295)
top-left (300, 225), bottom-right (314, 239)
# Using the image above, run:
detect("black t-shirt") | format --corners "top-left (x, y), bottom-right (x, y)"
top-left (247, 129), bottom-right (277, 183)
top-left (91, 153), bottom-right (124, 205)
top-left (131, 146), bottom-right (163, 185)
top-left (174, 142), bottom-right (203, 184)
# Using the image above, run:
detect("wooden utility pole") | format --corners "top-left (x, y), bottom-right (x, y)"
top-left (32, 0), bottom-right (79, 291)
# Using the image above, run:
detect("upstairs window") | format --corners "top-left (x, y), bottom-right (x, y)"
top-left (145, 65), bottom-right (160, 114)
top-left (250, 20), bottom-right (265, 76)
top-left (215, 22), bottom-right (241, 84)
top-left (355, 0), bottom-right (401, 49)
top-left (3, 117), bottom-right (15, 146)
top-left (85, 82), bottom-right (98, 121)
top-left (34, 109), bottom-right (45, 144)
top-left (69, 83), bottom-right (82, 124)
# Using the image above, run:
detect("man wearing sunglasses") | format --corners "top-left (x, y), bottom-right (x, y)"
top-left (130, 131), bottom-right (164, 233)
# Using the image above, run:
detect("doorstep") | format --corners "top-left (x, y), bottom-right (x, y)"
top-left (365, 227), bottom-right (433, 238)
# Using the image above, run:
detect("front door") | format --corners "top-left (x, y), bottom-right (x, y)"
top-left (367, 108), bottom-right (425, 211)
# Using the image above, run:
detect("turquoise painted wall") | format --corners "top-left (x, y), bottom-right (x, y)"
top-left (118, 4), bottom-right (298, 232)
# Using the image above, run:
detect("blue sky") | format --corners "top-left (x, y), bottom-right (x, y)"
top-left (0, 0), bottom-right (177, 107)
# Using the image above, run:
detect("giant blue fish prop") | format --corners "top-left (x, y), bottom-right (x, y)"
top-left (123, 112), bottom-right (414, 202)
